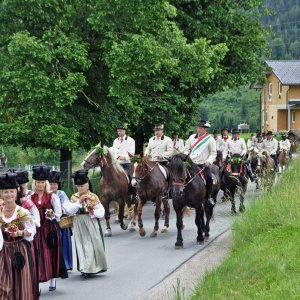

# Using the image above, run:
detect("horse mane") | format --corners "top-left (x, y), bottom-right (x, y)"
top-left (105, 146), bottom-right (127, 175)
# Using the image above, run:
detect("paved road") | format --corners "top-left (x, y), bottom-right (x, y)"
top-left (40, 182), bottom-right (259, 300)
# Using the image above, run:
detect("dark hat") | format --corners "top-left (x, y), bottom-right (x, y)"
top-left (32, 164), bottom-right (51, 181)
top-left (154, 124), bottom-right (164, 131)
top-left (197, 120), bottom-right (211, 128)
top-left (72, 170), bottom-right (89, 185)
top-left (232, 129), bottom-right (240, 134)
top-left (213, 129), bottom-right (218, 134)
top-left (117, 124), bottom-right (126, 130)
top-left (267, 131), bottom-right (273, 135)
top-left (49, 171), bottom-right (61, 183)
top-left (0, 172), bottom-right (18, 189)
top-left (221, 127), bottom-right (229, 132)
top-left (13, 169), bottom-right (29, 185)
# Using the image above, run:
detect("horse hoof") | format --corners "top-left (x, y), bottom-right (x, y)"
top-left (175, 242), bottom-right (183, 249)
top-left (150, 231), bottom-right (157, 238)
top-left (139, 229), bottom-right (146, 237)
top-left (104, 230), bottom-right (112, 237)
top-left (161, 227), bottom-right (168, 233)
top-left (197, 239), bottom-right (204, 245)
top-left (239, 206), bottom-right (245, 213)
top-left (121, 224), bottom-right (128, 230)
top-left (204, 232), bottom-right (210, 238)
top-left (128, 226), bottom-right (136, 232)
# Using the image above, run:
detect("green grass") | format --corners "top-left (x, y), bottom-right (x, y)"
top-left (191, 157), bottom-right (300, 300)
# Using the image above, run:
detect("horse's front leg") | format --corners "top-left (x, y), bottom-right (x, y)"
top-left (161, 199), bottom-right (170, 233)
top-left (174, 204), bottom-right (184, 249)
top-left (239, 177), bottom-right (247, 213)
top-left (229, 187), bottom-right (237, 215)
top-left (137, 198), bottom-right (146, 237)
top-left (195, 206), bottom-right (204, 244)
top-left (113, 201), bottom-right (120, 223)
top-left (103, 199), bottom-right (112, 237)
top-left (118, 199), bottom-right (128, 230)
top-left (126, 192), bottom-right (137, 232)
top-left (150, 198), bottom-right (161, 237)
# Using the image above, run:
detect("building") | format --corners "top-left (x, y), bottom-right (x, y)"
top-left (261, 60), bottom-right (300, 133)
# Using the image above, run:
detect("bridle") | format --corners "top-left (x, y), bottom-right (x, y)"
top-left (132, 161), bottom-right (158, 182)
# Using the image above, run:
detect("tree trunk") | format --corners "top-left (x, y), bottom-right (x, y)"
top-left (60, 149), bottom-right (72, 189)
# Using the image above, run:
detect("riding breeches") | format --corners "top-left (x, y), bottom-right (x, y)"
top-left (198, 164), bottom-right (213, 199)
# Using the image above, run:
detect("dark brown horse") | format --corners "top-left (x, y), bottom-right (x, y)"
top-left (223, 154), bottom-right (248, 214)
top-left (168, 153), bottom-right (220, 248)
top-left (131, 156), bottom-right (170, 237)
top-left (82, 145), bottom-right (136, 236)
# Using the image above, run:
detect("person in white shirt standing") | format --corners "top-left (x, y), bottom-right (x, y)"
top-left (262, 131), bottom-right (279, 171)
top-left (144, 124), bottom-right (173, 165)
top-left (184, 120), bottom-right (217, 207)
top-left (112, 124), bottom-right (135, 177)
top-left (172, 131), bottom-right (185, 152)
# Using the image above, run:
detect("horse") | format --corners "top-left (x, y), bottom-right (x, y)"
top-left (223, 154), bottom-right (248, 214)
top-left (278, 149), bottom-right (290, 173)
top-left (131, 156), bottom-right (170, 237)
top-left (81, 145), bottom-right (136, 236)
top-left (253, 150), bottom-right (275, 189)
top-left (213, 150), bottom-right (223, 168)
top-left (168, 153), bottom-right (220, 248)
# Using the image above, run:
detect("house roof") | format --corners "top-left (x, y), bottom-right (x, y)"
top-left (265, 60), bottom-right (300, 85)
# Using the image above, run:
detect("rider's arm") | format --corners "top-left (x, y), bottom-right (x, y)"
top-left (183, 136), bottom-right (192, 155)
top-left (124, 137), bottom-right (135, 161)
top-left (207, 138), bottom-right (217, 165)
top-left (163, 137), bottom-right (174, 159)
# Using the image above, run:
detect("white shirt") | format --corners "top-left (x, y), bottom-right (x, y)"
top-left (184, 134), bottom-right (217, 165)
top-left (247, 138), bottom-right (255, 150)
top-left (144, 135), bottom-right (173, 161)
top-left (218, 136), bottom-right (230, 153)
top-left (172, 139), bottom-right (185, 152)
top-left (112, 135), bottom-right (135, 164)
top-left (223, 137), bottom-right (247, 159)
top-left (262, 138), bottom-right (278, 155)
top-left (279, 139), bottom-right (291, 151)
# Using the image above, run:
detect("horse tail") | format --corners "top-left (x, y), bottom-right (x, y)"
top-left (182, 206), bottom-right (192, 217)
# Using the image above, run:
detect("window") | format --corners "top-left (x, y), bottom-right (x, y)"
top-left (278, 82), bottom-right (282, 95)
top-left (268, 83), bottom-right (272, 101)
top-left (292, 111), bottom-right (296, 123)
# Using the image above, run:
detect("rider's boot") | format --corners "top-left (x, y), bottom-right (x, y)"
top-left (205, 177), bottom-right (215, 208)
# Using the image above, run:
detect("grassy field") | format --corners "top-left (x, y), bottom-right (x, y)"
top-left (191, 156), bottom-right (300, 300)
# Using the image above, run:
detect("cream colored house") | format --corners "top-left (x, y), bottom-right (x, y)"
top-left (261, 60), bottom-right (300, 133)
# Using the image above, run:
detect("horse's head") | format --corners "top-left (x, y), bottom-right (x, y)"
top-left (131, 156), bottom-right (148, 187)
top-left (81, 144), bottom-right (111, 170)
top-left (168, 153), bottom-right (189, 198)
top-left (226, 154), bottom-right (243, 176)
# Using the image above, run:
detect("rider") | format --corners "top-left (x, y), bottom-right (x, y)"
top-left (262, 131), bottom-right (279, 171)
top-left (223, 129), bottom-right (254, 181)
top-left (144, 124), bottom-right (173, 165)
top-left (279, 133), bottom-right (291, 158)
top-left (184, 120), bottom-right (217, 207)
top-left (172, 131), bottom-right (185, 152)
top-left (144, 124), bottom-right (173, 199)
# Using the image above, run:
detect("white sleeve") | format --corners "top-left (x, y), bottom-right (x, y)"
top-left (92, 203), bottom-right (105, 218)
top-left (29, 205), bottom-right (41, 228)
top-left (163, 138), bottom-right (174, 158)
top-left (23, 210), bottom-right (36, 241)
top-left (63, 199), bottom-right (81, 215)
top-left (51, 193), bottom-right (62, 221)
top-left (124, 138), bottom-right (135, 161)
top-left (144, 139), bottom-right (150, 156)
top-left (183, 136), bottom-right (192, 154)
top-left (207, 138), bottom-right (217, 165)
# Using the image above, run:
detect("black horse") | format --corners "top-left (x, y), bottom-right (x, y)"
top-left (223, 154), bottom-right (248, 214)
top-left (168, 153), bottom-right (220, 249)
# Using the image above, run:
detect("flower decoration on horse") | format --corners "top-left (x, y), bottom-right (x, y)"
top-left (225, 155), bottom-right (245, 176)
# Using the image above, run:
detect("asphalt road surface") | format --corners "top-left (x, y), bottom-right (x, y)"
top-left (40, 182), bottom-right (259, 300)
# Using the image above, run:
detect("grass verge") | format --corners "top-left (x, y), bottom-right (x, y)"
top-left (191, 157), bottom-right (300, 300)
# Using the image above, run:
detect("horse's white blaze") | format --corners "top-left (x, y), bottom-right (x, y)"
top-left (131, 162), bottom-right (138, 187)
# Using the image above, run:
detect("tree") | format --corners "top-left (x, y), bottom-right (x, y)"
top-left (199, 107), bottom-right (208, 121)
top-left (0, 0), bottom-right (268, 163)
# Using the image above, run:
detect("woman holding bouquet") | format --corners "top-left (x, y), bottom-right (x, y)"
top-left (0, 172), bottom-right (36, 300)
top-left (30, 164), bottom-right (68, 292)
top-left (70, 170), bottom-right (107, 278)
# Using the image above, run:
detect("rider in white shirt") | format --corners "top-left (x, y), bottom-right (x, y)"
top-left (279, 134), bottom-right (292, 158)
top-left (172, 131), bottom-right (185, 152)
top-left (262, 131), bottom-right (279, 170)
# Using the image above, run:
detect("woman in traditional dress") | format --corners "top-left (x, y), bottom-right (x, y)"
top-left (30, 164), bottom-right (68, 292)
top-left (49, 170), bottom-right (73, 270)
top-left (70, 170), bottom-right (107, 278)
top-left (0, 172), bottom-right (36, 300)
top-left (14, 170), bottom-right (40, 300)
